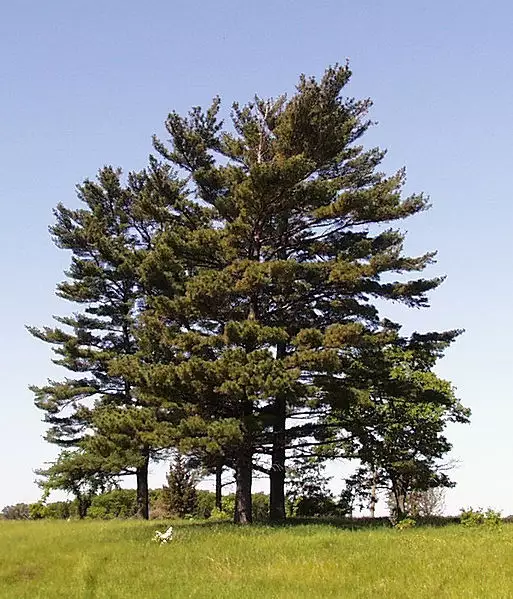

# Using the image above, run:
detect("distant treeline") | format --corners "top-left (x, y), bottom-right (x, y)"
top-left (2, 491), bottom-right (475, 527)
top-left (1, 490), bottom-right (271, 521)
top-left (0, 487), bottom-right (359, 521)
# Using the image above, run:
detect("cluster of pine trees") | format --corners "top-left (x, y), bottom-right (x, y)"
top-left (30, 65), bottom-right (469, 523)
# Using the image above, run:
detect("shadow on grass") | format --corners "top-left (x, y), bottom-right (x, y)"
top-left (182, 515), bottom-right (461, 531)
top-left (272, 516), bottom-right (461, 529)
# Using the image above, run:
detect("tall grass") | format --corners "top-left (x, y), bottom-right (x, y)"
top-left (1, 519), bottom-right (512, 598)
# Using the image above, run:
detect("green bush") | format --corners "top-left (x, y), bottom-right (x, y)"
top-left (395, 517), bottom-right (416, 530)
top-left (460, 507), bottom-right (502, 528)
top-left (1, 504), bottom-right (30, 520)
top-left (194, 491), bottom-right (216, 519)
top-left (86, 506), bottom-right (112, 520)
top-left (484, 509), bottom-right (502, 527)
top-left (29, 503), bottom-right (46, 520)
top-left (222, 495), bottom-right (236, 519)
top-left (252, 493), bottom-right (270, 521)
top-left (209, 507), bottom-right (231, 521)
top-left (292, 495), bottom-right (342, 518)
top-left (45, 501), bottom-right (76, 519)
top-left (460, 508), bottom-right (484, 527)
top-left (87, 489), bottom-right (138, 519)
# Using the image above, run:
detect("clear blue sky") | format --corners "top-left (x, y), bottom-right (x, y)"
top-left (1, 0), bottom-right (511, 515)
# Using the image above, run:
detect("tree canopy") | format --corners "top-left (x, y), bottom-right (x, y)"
top-left (30, 64), bottom-right (469, 523)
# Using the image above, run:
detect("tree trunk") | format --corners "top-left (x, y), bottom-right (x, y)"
top-left (215, 461), bottom-right (223, 511)
top-left (234, 449), bottom-right (252, 524)
top-left (392, 481), bottom-right (406, 522)
top-left (270, 340), bottom-right (287, 522)
top-left (396, 494), bottom-right (406, 521)
top-left (270, 393), bottom-right (286, 521)
top-left (77, 497), bottom-right (89, 519)
top-left (136, 451), bottom-right (150, 520)
top-left (370, 469), bottom-right (377, 518)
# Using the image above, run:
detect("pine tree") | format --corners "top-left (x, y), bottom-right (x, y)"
top-left (162, 453), bottom-right (198, 518)
top-left (286, 456), bottom-right (336, 517)
top-left (141, 64), bottom-right (451, 522)
top-left (29, 161), bottom-right (187, 518)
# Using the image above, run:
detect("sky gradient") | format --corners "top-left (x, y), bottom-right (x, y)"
top-left (1, 0), bottom-right (511, 515)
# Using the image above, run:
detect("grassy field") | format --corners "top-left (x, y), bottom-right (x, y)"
top-left (1, 519), bottom-right (512, 598)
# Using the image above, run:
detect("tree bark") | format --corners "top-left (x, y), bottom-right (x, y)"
top-left (77, 496), bottom-right (90, 519)
top-left (234, 449), bottom-right (253, 524)
top-left (270, 393), bottom-right (286, 521)
top-left (370, 469), bottom-right (377, 518)
top-left (215, 461), bottom-right (223, 511)
top-left (392, 480), bottom-right (406, 522)
top-left (270, 340), bottom-right (287, 522)
top-left (136, 451), bottom-right (150, 520)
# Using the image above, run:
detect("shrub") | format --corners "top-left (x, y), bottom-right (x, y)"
top-left (87, 489), bottom-right (138, 519)
top-left (194, 491), bottom-right (216, 519)
top-left (484, 509), bottom-right (502, 527)
top-left (209, 507), bottom-right (231, 521)
top-left (1, 504), bottom-right (30, 520)
top-left (44, 501), bottom-right (76, 519)
top-left (252, 493), bottom-right (270, 521)
top-left (292, 494), bottom-right (342, 518)
top-left (222, 495), bottom-right (236, 519)
top-left (395, 517), bottom-right (416, 530)
top-left (460, 507), bottom-right (502, 528)
top-left (29, 503), bottom-right (45, 519)
top-left (149, 489), bottom-right (172, 520)
top-left (460, 508), bottom-right (485, 527)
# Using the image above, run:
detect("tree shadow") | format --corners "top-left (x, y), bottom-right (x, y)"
top-left (185, 515), bottom-right (461, 530)
top-left (273, 516), bottom-right (461, 529)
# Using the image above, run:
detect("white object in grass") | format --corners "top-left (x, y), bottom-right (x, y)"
top-left (153, 526), bottom-right (174, 544)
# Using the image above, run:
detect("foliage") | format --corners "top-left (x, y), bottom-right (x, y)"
top-left (162, 454), bottom-right (198, 518)
top-left (194, 490), bottom-right (217, 519)
top-left (29, 501), bottom-right (76, 520)
top-left (399, 488), bottom-right (446, 518)
top-left (209, 507), bottom-right (231, 521)
top-left (250, 493), bottom-right (270, 521)
top-left (395, 517), bottom-right (416, 530)
top-left (331, 341), bottom-right (469, 520)
top-left (35, 450), bottom-right (117, 518)
top-left (1, 503), bottom-right (30, 520)
top-left (28, 162), bottom-right (187, 519)
top-left (285, 458), bottom-right (349, 517)
top-left (460, 507), bottom-right (502, 528)
top-left (30, 63), bottom-right (469, 525)
top-left (87, 489), bottom-right (138, 519)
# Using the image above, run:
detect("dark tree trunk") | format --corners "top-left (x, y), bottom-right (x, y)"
top-left (270, 393), bottom-right (286, 521)
top-left (392, 480), bottom-right (407, 522)
top-left (136, 451), bottom-right (150, 520)
top-left (77, 497), bottom-right (89, 519)
top-left (215, 461), bottom-right (223, 511)
top-left (270, 340), bottom-right (287, 522)
top-left (396, 493), bottom-right (406, 520)
top-left (370, 469), bottom-right (377, 518)
top-left (234, 449), bottom-right (253, 524)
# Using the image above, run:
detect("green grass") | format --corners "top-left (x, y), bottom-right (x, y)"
top-left (1, 519), bottom-right (512, 598)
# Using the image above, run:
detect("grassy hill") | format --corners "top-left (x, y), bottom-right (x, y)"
top-left (1, 519), bottom-right (511, 598)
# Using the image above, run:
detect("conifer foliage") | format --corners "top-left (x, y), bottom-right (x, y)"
top-left (28, 162), bottom-right (188, 519)
top-left (162, 453), bottom-right (198, 518)
top-left (31, 64), bottom-right (469, 523)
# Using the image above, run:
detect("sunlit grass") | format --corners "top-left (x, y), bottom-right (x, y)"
top-left (1, 519), bottom-right (512, 598)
